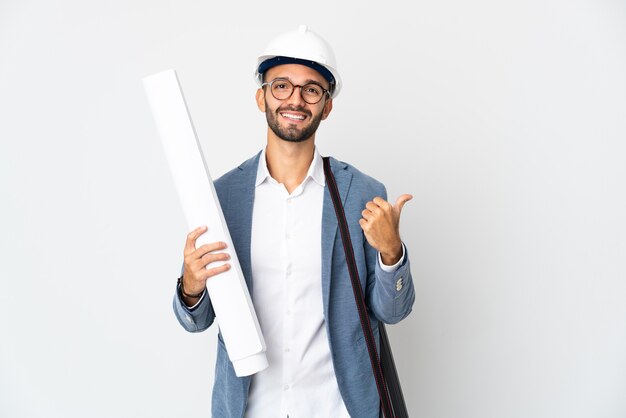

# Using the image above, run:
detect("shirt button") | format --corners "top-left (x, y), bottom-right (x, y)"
top-left (283, 384), bottom-right (290, 390)
top-left (286, 310), bottom-right (291, 315)
top-left (284, 348), bottom-right (290, 353)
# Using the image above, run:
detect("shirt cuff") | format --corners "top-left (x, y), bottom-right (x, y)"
top-left (378, 243), bottom-right (406, 272)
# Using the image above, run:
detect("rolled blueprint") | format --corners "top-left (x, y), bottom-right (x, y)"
top-left (143, 69), bottom-right (268, 376)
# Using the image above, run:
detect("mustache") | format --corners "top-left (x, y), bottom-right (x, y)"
top-left (276, 105), bottom-right (311, 117)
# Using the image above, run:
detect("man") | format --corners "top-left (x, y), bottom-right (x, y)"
top-left (173, 25), bottom-right (415, 417)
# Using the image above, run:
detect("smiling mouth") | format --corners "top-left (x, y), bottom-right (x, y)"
top-left (280, 112), bottom-right (307, 122)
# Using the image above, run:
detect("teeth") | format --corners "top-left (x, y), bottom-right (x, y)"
top-left (281, 113), bottom-right (305, 120)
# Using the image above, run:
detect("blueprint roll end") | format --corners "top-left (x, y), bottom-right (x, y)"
top-left (232, 352), bottom-right (269, 377)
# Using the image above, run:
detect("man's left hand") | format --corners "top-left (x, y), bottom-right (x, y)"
top-left (359, 194), bottom-right (413, 265)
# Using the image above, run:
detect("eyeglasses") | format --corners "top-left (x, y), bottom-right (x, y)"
top-left (261, 78), bottom-right (330, 104)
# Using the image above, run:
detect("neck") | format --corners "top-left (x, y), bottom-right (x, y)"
top-left (265, 133), bottom-right (315, 194)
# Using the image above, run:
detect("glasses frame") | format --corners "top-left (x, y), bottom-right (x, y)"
top-left (261, 77), bottom-right (330, 105)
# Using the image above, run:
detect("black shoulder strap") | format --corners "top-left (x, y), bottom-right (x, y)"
top-left (322, 157), bottom-right (395, 418)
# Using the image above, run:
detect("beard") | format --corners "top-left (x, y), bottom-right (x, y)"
top-left (265, 100), bottom-right (324, 143)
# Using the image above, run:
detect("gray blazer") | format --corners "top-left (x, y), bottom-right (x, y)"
top-left (173, 152), bottom-right (415, 417)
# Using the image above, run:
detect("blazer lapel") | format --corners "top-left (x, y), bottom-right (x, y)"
top-left (225, 152), bottom-right (261, 293)
top-left (321, 157), bottom-right (353, 318)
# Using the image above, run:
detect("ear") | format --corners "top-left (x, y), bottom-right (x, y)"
top-left (256, 88), bottom-right (266, 112)
top-left (321, 97), bottom-right (333, 120)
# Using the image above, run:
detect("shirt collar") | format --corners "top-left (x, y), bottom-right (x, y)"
top-left (255, 147), bottom-right (325, 188)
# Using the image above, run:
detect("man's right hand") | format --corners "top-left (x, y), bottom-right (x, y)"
top-left (181, 226), bottom-right (231, 305)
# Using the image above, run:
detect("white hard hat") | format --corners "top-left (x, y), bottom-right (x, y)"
top-left (254, 25), bottom-right (342, 99)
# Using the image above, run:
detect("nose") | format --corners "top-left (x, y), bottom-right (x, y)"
top-left (285, 85), bottom-right (306, 106)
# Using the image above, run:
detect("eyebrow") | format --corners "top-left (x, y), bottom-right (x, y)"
top-left (272, 77), bottom-right (327, 88)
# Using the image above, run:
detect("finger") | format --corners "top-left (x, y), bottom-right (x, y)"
top-left (372, 196), bottom-right (392, 210)
top-left (394, 194), bottom-right (413, 214)
top-left (190, 251), bottom-right (227, 270)
top-left (200, 251), bottom-right (231, 266)
top-left (185, 226), bottom-right (208, 254)
top-left (200, 263), bottom-right (232, 280)
top-left (361, 209), bottom-right (374, 220)
top-left (359, 218), bottom-right (369, 231)
top-left (365, 201), bottom-right (382, 214)
top-left (193, 241), bottom-right (228, 259)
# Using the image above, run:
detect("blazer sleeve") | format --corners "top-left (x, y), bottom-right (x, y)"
top-left (172, 286), bottom-right (216, 332)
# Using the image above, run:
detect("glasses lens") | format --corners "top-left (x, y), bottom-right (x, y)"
top-left (271, 79), bottom-right (294, 100)
top-left (301, 83), bottom-right (324, 104)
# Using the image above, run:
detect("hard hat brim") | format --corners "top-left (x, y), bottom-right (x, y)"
top-left (257, 56), bottom-right (335, 87)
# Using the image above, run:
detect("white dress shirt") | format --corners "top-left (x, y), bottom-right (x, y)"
top-left (231, 147), bottom-right (403, 418)
top-left (245, 148), bottom-right (350, 418)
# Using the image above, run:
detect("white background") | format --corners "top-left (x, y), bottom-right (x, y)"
top-left (1, 1), bottom-right (625, 417)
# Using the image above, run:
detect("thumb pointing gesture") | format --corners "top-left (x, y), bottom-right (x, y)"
top-left (360, 193), bottom-right (413, 265)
